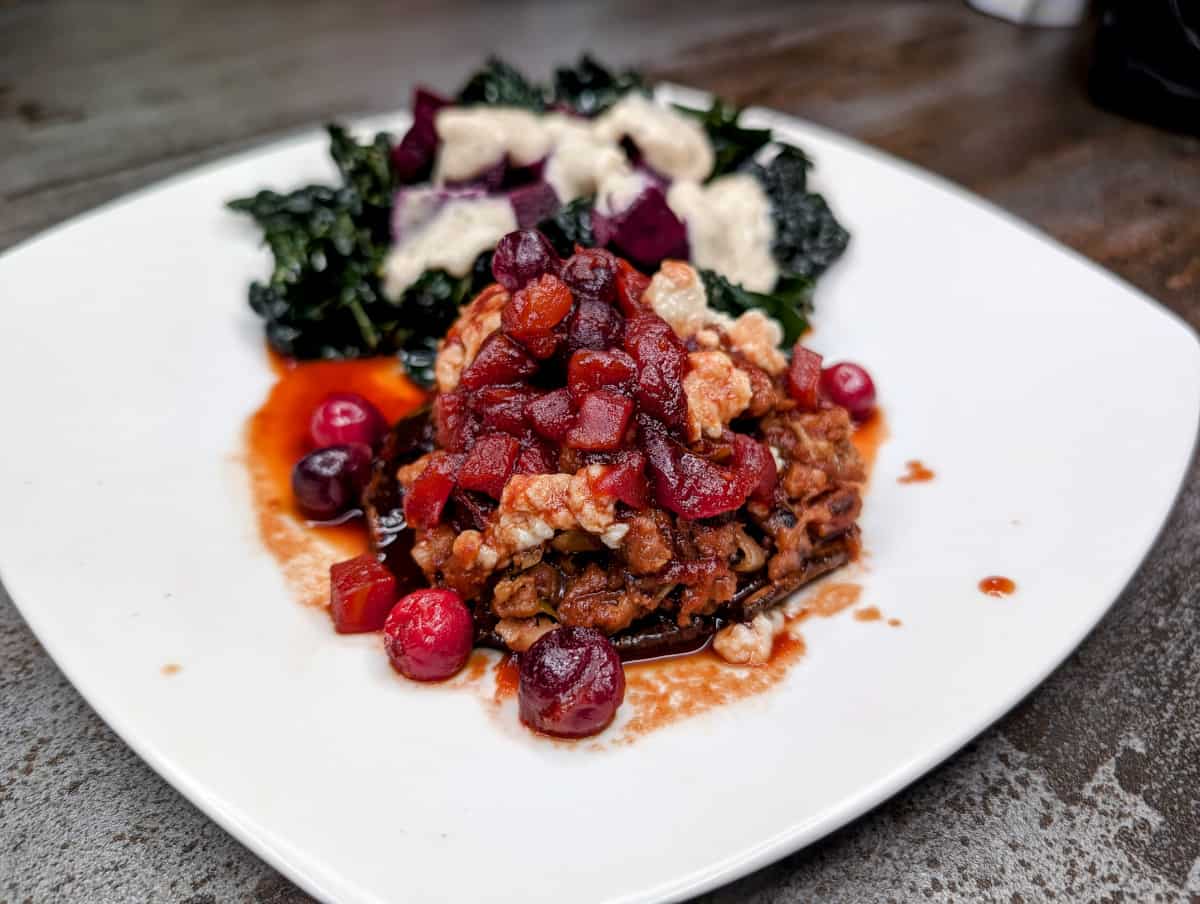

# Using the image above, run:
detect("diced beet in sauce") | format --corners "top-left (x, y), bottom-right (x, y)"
top-left (457, 433), bottom-right (520, 499)
top-left (470, 386), bottom-right (534, 435)
top-left (736, 434), bottom-right (778, 504)
top-left (623, 313), bottom-right (688, 432)
top-left (513, 434), bottom-right (559, 474)
top-left (638, 417), bottom-right (764, 519)
top-left (330, 553), bottom-right (396, 634)
top-left (567, 348), bottom-right (638, 399)
top-left (614, 258), bottom-right (651, 317)
top-left (403, 452), bottom-right (463, 528)
top-left (525, 387), bottom-right (576, 443)
top-left (565, 390), bottom-right (634, 451)
top-left (591, 450), bottom-right (650, 509)
top-left (787, 345), bottom-right (823, 410)
top-left (434, 390), bottom-right (477, 452)
top-left (459, 333), bottom-right (538, 390)
top-left (501, 273), bottom-right (574, 359)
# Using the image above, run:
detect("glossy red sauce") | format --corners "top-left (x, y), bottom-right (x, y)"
top-left (245, 353), bottom-right (425, 606)
top-left (853, 606), bottom-right (882, 622)
top-left (493, 654), bottom-right (520, 703)
top-left (888, 618), bottom-right (902, 627)
top-left (898, 459), bottom-right (935, 484)
top-left (979, 576), bottom-right (1017, 597)
top-left (851, 409), bottom-right (889, 477)
top-left (161, 663), bottom-right (182, 676)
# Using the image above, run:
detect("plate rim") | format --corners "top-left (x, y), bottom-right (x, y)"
top-left (1, 89), bottom-right (1198, 904)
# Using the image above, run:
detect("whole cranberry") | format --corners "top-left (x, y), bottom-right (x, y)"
top-left (310, 392), bottom-right (387, 449)
top-left (491, 229), bottom-right (561, 292)
top-left (291, 443), bottom-right (372, 521)
top-left (820, 362), bottom-right (877, 421)
top-left (384, 588), bottom-right (475, 681)
top-left (518, 626), bottom-right (625, 738)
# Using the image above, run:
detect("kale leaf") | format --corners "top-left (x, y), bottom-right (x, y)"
top-left (753, 147), bottom-right (850, 279)
top-left (701, 270), bottom-right (814, 347)
top-left (678, 99), bottom-right (773, 179)
top-left (551, 55), bottom-right (648, 116)
top-left (457, 57), bottom-right (545, 111)
top-left (537, 195), bottom-right (596, 257)
top-left (229, 125), bottom-right (490, 383)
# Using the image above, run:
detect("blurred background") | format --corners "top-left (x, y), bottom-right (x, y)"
top-left (2, 1), bottom-right (1198, 902)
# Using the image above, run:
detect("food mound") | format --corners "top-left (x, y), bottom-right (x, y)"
top-left (361, 229), bottom-right (867, 672)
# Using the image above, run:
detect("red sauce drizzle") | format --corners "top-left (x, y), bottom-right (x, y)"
top-left (853, 606), bottom-right (882, 622)
top-left (851, 409), bottom-right (889, 476)
top-left (493, 654), bottom-right (520, 703)
top-left (979, 576), bottom-right (1016, 597)
top-left (898, 460), bottom-right (935, 484)
top-left (245, 352), bottom-right (425, 605)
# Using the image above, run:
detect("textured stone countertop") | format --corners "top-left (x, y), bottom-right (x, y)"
top-left (1, 1), bottom-right (1198, 901)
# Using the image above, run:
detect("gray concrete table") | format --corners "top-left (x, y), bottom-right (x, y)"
top-left (2, 1), bottom-right (1198, 900)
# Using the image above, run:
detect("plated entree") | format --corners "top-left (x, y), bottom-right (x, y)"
top-left (232, 57), bottom-right (878, 739)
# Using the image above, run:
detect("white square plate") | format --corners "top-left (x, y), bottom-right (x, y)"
top-left (1, 88), bottom-right (1196, 903)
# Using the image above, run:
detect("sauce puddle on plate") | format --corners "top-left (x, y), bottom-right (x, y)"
top-left (245, 352), bottom-right (425, 606)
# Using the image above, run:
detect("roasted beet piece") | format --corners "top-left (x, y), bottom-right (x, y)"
top-left (457, 433), bottom-right (520, 499)
top-left (403, 452), bottom-right (463, 528)
top-left (736, 434), bottom-right (778, 504)
top-left (460, 332), bottom-right (538, 390)
top-left (567, 348), bottom-right (637, 399)
top-left (470, 386), bottom-right (534, 435)
top-left (330, 553), bottom-right (396, 634)
top-left (592, 450), bottom-right (650, 509)
top-left (433, 390), bottom-right (477, 452)
top-left (787, 345), bottom-right (823, 410)
top-left (639, 416), bottom-right (767, 519)
top-left (391, 87), bottom-right (450, 185)
top-left (614, 258), bottom-right (651, 317)
top-left (565, 390), bottom-right (634, 451)
top-left (623, 313), bottom-right (688, 431)
top-left (565, 297), bottom-right (624, 354)
top-left (513, 434), bottom-right (559, 475)
top-left (560, 248), bottom-right (617, 303)
top-left (501, 273), bottom-right (574, 359)
top-left (525, 387), bottom-right (576, 443)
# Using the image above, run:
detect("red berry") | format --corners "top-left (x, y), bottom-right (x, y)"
top-left (565, 297), bottom-right (624, 354)
top-left (292, 444), bottom-right (372, 521)
top-left (787, 345), bottom-right (823, 410)
top-left (330, 554), bottom-right (396, 634)
top-left (821, 362), bottom-right (877, 421)
top-left (519, 626), bottom-right (625, 738)
top-left (384, 588), bottom-right (474, 682)
top-left (309, 392), bottom-right (387, 450)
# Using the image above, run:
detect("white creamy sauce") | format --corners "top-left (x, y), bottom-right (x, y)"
top-left (433, 107), bottom-right (550, 183)
top-left (386, 94), bottom-right (780, 298)
top-left (666, 174), bottom-right (778, 292)
top-left (382, 197), bottom-right (516, 298)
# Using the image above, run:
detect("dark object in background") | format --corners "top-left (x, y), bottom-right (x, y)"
top-left (1089, 0), bottom-right (1200, 136)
